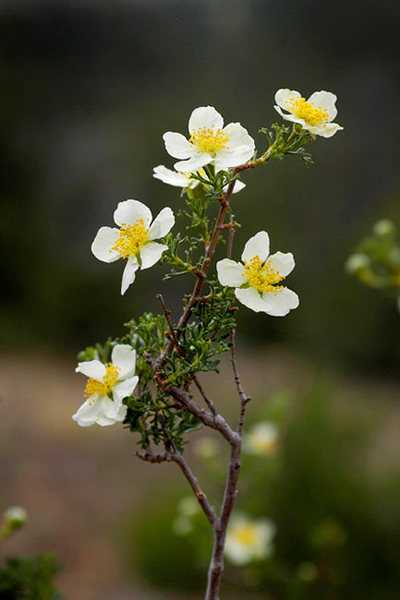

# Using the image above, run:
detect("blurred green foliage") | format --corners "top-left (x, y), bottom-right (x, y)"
top-left (123, 384), bottom-right (400, 599)
top-left (0, 555), bottom-right (61, 600)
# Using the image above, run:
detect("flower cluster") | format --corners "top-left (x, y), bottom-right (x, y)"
top-left (73, 89), bottom-right (341, 431)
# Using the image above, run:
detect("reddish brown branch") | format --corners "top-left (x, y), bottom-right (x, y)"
top-left (136, 449), bottom-right (217, 526)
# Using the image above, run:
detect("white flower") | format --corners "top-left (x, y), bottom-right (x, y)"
top-left (274, 89), bottom-right (343, 138)
top-left (225, 514), bottom-right (275, 566)
top-left (163, 106), bottom-right (255, 173)
top-left (91, 199), bottom-right (175, 295)
top-left (243, 422), bottom-right (279, 456)
top-left (73, 344), bottom-right (138, 427)
top-left (153, 164), bottom-right (246, 194)
top-left (216, 231), bottom-right (299, 316)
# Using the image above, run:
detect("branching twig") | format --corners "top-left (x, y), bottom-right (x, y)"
top-left (192, 374), bottom-right (217, 416)
top-left (230, 328), bottom-right (251, 435)
top-left (137, 447), bottom-right (218, 527)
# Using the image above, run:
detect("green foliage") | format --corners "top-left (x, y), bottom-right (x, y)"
top-left (347, 219), bottom-right (400, 291)
top-left (259, 123), bottom-right (314, 165)
top-left (126, 383), bottom-right (400, 599)
top-left (0, 555), bottom-right (61, 600)
top-left (121, 490), bottom-right (209, 590)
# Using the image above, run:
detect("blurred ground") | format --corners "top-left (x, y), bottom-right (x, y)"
top-left (1, 349), bottom-right (400, 599)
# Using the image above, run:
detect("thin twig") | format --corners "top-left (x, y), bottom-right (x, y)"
top-left (156, 293), bottom-right (185, 356)
top-left (192, 374), bottom-right (217, 416)
top-left (136, 448), bottom-right (217, 527)
top-left (230, 328), bottom-right (251, 435)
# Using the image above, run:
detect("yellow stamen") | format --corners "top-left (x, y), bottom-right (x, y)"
top-left (286, 97), bottom-right (330, 126)
top-left (243, 255), bottom-right (285, 294)
top-left (85, 363), bottom-right (120, 401)
top-left (112, 219), bottom-right (149, 258)
top-left (235, 525), bottom-right (258, 547)
top-left (189, 127), bottom-right (229, 153)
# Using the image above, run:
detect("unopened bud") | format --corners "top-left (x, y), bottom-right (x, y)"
top-left (4, 506), bottom-right (27, 530)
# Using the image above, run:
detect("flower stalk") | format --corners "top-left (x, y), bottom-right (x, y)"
top-left (73, 93), bottom-right (342, 599)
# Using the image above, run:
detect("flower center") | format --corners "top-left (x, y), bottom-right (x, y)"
top-left (286, 97), bottom-right (330, 126)
top-left (235, 525), bottom-right (258, 547)
top-left (189, 127), bottom-right (229, 153)
top-left (85, 363), bottom-right (120, 401)
top-left (112, 219), bottom-right (149, 258)
top-left (243, 255), bottom-right (285, 294)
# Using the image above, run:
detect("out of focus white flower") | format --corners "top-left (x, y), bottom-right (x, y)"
top-left (243, 422), bottom-right (279, 456)
top-left (91, 199), bottom-right (175, 295)
top-left (274, 89), bottom-right (343, 138)
top-left (163, 106), bottom-right (255, 172)
top-left (217, 231), bottom-right (299, 316)
top-left (345, 253), bottom-right (371, 275)
top-left (373, 219), bottom-right (395, 237)
top-left (225, 514), bottom-right (275, 565)
top-left (73, 344), bottom-right (138, 427)
top-left (177, 496), bottom-right (200, 518)
top-left (172, 515), bottom-right (193, 536)
top-left (153, 165), bottom-right (245, 194)
top-left (194, 437), bottom-right (219, 460)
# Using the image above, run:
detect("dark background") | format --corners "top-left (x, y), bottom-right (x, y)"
top-left (2, 0), bottom-right (400, 374)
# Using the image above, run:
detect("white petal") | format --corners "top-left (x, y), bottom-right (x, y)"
top-left (121, 256), bottom-right (138, 295)
top-left (223, 122), bottom-right (255, 152)
top-left (241, 231), bottom-right (270, 263)
top-left (214, 145), bottom-right (255, 169)
top-left (91, 227), bottom-right (120, 263)
top-left (188, 106), bottom-right (224, 134)
top-left (148, 207), bottom-right (175, 240)
top-left (235, 287), bottom-right (268, 312)
top-left (274, 104), bottom-right (303, 124)
top-left (72, 397), bottom-right (101, 427)
top-left (307, 122), bottom-right (343, 138)
top-left (139, 241), bottom-right (167, 270)
top-left (307, 90), bottom-right (338, 120)
top-left (259, 287), bottom-right (299, 317)
top-left (174, 152), bottom-right (212, 173)
top-left (216, 259), bottom-right (246, 287)
top-left (113, 375), bottom-right (138, 404)
top-left (268, 251), bottom-right (295, 277)
top-left (153, 165), bottom-right (188, 187)
top-left (229, 180), bottom-right (246, 194)
top-left (113, 199), bottom-right (152, 228)
top-left (274, 89), bottom-right (301, 110)
top-left (213, 123), bottom-right (255, 169)
top-left (96, 397), bottom-right (127, 425)
top-left (163, 132), bottom-right (193, 159)
top-left (111, 344), bottom-right (136, 379)
top-left (75, 360), bottom-right (106, 380)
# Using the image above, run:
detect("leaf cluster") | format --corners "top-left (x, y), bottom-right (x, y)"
top-left (0, 554), bottom-right (61, 600)
top-left (348, 220), bottom-right (400, 289)
top-left (259, 123), bottom-right (314, 165)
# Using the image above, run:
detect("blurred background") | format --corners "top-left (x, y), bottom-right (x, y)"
top-left (1, 0), bottom-right (400, 598)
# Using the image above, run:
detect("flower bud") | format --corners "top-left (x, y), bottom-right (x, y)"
top-left (4, 506), bottom-right (28, 530)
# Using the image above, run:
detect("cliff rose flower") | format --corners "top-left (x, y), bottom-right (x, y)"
top-left (163, 106), bottom-right (255, 172)
top-left (274, 88), bottom-right (343, 138)
top-left (217, 231), bottom-right (299, 316)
